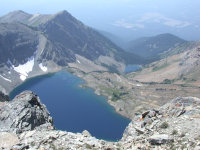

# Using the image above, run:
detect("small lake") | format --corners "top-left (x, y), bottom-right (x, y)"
top-left (10, 70), bottom-right (130, 141)
top-left (124, 65), bottom-right (141, 73)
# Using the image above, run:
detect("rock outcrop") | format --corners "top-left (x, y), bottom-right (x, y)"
top-left (0, 91), bottom-right (9, 102)
top-left (0, 92), bottom-right (200, 149)
top-left (0, 91), bottom-right (54, 134)
top-left (121, 97), bottom-right (200, 149)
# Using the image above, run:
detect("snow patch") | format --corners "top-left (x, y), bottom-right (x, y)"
top-left (136, 84), bottom-right (142, 87)
top-left (20, 75), bottom-right (27, 81)
top-left (13, 57), bottom-right (34, 81)
top-left (0, 75), bottom-right (11, 82)
top-left (77, 60), bottom-right (81, 64)
top-left (39, 63), bottom-right (48, 72)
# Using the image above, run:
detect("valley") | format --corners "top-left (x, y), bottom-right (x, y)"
top-left (66, 60), bottom-right (200, 119)
top-left (0, 10), bottom-right (200, 120)
top-left (0, 9), bottom-right (200, 149)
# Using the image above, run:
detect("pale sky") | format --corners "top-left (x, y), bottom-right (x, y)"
top-left (1, 0), bottom-right (200, 40)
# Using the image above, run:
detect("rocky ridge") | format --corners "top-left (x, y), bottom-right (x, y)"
top-left (0, 91), bottom-right (200, 149)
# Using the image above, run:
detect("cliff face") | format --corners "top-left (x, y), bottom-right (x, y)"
top-left (0, 92), bottom-right (200, 149)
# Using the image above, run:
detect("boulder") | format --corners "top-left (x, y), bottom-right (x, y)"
top-left (148, 134), bottom-right (173, 145)
top-left (82, 130), bottom-right (91, 137)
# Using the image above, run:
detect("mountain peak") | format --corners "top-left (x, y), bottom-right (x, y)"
top-left (0, 10), bottom-right (31, 23)
top-left (53, 10), bottom-right (73, 19)
top-left (57, 10), bottom-right (69, 14)
top-left (127, 33), bottom-right (186, 58)
top-left (12, 10), bottom-right (28, 14)
top-left (154, 33), bottom-right (185, 39)
top-left (6, 10), bottom-right (29, 16)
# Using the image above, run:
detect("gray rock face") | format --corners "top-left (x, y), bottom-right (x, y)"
top-left (0, 91), bottom-right (9, 102)
top-left (0, 22), bottom-right (39, 66)
top-left (0, 91), bottom-right (54, 134)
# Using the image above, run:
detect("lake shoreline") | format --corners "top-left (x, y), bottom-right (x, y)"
top-left (10, 66), bottom-right (133, 120)
top-left (9, 68), bottom-right (131, 141)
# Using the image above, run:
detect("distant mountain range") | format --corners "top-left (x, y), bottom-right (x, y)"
top-left (97, 30), bottom-right (127, 49)
top-left (126, 33), bottom-right (187, 59)
top-left (130, 40), bottom-right (200, 87)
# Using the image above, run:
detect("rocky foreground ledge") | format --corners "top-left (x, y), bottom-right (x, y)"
top-left (0, 91), bottom-right (200, 149)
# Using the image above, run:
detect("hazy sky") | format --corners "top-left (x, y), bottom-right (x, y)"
top-left (1, 0), bottom-right (200, 40)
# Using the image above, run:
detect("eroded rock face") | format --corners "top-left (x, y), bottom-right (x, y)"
top-left (0, 91), bottom-right (54, 134)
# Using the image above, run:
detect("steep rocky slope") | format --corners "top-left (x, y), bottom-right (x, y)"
top-left (0, 91), bottom-right (199, 149)
top-left (0, 23), bottom-right (39, 66)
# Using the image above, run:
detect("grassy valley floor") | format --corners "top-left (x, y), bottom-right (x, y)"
top-left (66, 67), bottom-right (200, 119)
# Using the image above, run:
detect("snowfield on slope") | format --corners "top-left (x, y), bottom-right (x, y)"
top-left (39, 63), bottom-right (48, 72)
top-left (13, 57), bottom-right (34, 81)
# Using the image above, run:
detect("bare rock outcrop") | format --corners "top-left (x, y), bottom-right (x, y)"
top-left (0, 91), bottom-right (54, 134)
top-left (121, 97), bottom-right (200, 149)
top-left (0, 91), bottom-right (9, 102)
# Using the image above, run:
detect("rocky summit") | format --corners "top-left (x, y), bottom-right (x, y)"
top-left (0, 92), bottom-right (200, 149)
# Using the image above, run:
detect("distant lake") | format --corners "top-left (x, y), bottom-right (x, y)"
top-left (10, 70), bottom-right (130, 141)
top-left (124, 65), bottom-right (141, 73)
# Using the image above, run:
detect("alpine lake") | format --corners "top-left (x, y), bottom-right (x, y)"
top-left (10, 70), bottom-right (130, 141)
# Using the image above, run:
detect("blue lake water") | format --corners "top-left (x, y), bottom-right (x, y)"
top-left (9, 70), bottom-right (130, 141)
top-left (124, 65), bottom-right (141, 73)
